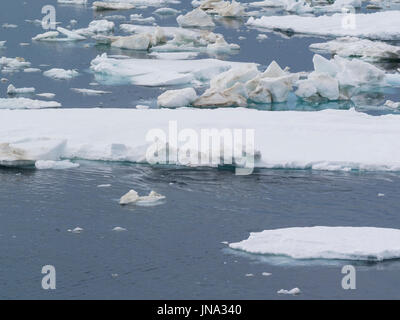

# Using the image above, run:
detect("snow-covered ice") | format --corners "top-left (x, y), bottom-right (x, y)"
top-left (247, 11), bottom-right (400, 40)
top-left (0, 98), bottom-right (61, 109)
top-left (177, 8), bottom-right (215, 28)
top-left (157, 88), bottom-right (198, 108)
top-left (277, 288), bottom-right (301, 295)
top-left (2, 108), bottom-right (400, 171)
top-left (71, 88), bottom-right (111, 95)
top-left (310, 37), bottom-right (400, 61)
top-left (119, 189), bottom-right (166, 205)
top-left (90, 53), bottom-right (248, 86)
top-left (229, 226), bottom-right (400, 261)
top-left (35, 160), bottom-right (79, 170)
top-left (93, 1), bottom-right (135, 10)
top-left (7, 84), bottom-right (35, 95)
top-left (43, 68), bottom-right (79, 80)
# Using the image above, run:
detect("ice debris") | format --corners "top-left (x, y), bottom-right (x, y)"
top-left (157, 88), bottom-right (198, 108)
top-left (119, 189), bottom-right (166, 205)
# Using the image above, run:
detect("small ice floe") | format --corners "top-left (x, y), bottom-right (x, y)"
top-left (68, 227), bottom-right (84, 234)
top-left (90, 53), bottom-right (247, 86)
top-left (245, 273), bottom-right (254, 277)
top-left (249, 0), bottom-right (312, 14)
top-left (238, 36), bottom-right (246, 40)
top-left (1, 78), bottom-right (8, 82)
top-left (295, 54), bottom-right (389, 102)
top-left (58, 0), bottom-right (87, 4)
top-left (277, 288), bottom-right (301, 295)
top-left (135, 105), bottom-right (150, 109)
top-left (0, 98), bottom-right (61, 109)
top-left (177, 8), bottom-right (215, 28)
top-left (93, 1), bottom-right (135, 10)
top-left (23, 68), bottom-right (41, 73)
top-left (71, 88), bottom-right (111, 95)
top-left (32, 28), bottom-right (86, 42)
top-left (119, 189), bottom-right (166, 205)
top-left (384, 100), bottom-right (400, 109)
top-left (310, 37), bottom-right (400, 62)
top-left (154, 7), bottom-right (180, 15)
top-left (130, 14), bottom-right (156, 24)
top-left (0, 41), bottom-right (6, 47)
top-left (221, 241), bottom-right (229, 244)
top-left (36, 93), bottom-right (56, 99)
top-left (35, 160), bottom-right (79, 170)
top-left (7, 84), bottom-right (35, 95)
top-left (196, 0), bottom-right (247, 17)
top-left (43, 68), bottom-right (79, 80)
top-left (378, 193), bottom-right (385, 197)
top-left (247, 11), bottom-right (400, 40)
top-left (157, 88), bottom-right (198, 108)
top-left (256, 34), bottom-right (268, 41)
top-left (19, 43), bottom-right (30, 46)
top-left (97, 184), bottom-right (112, 188)
top-left (229, 226), bottom-right (400, 261)
top-left (193, 61), bottom-right (297, 107)
top-left (0, 56), bottom-right (31, 73)
top-left (262, 272), bottom-right (272, 276)
top-left (2, 23), bottom-right (17, 29)
top-left (112, 226), bottom-right (127, 232)
top-left (77, 19), bottom-right (115, 35)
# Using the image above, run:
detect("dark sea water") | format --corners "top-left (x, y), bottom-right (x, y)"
top-left (1, 0), bottom-right (400, 299)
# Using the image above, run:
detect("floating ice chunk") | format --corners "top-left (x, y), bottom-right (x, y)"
top-left (71, 88), bottom-right (111, 95)
top-left (256, 34), bottom-right (268, 41)
top-left (229, 226), bottom-right (400, 261)
top-left (277, 288), bottom-right (301, 295)
top-left (111, 34), bottom-right (151, 50)
top-left (136, 104), bottom-right (150, 109)
top-left (43, 68), bottom-right (79, 80)
top-left (245, 273), bottom-right (254, 277)
top-left (36, 93), bottom-right (56, 99)
top-left (74, 20), bottom-right (115, 36)
top-left (112, 227), bottom-right (127, 231)
top-left (130, 14), bottom-right (156, 24)
top-left (157, 88), bottom-right (198, 108)
top-left (149, 51), bottom-right (199, 59)
top-left (262, 272), bottom-right (272, 276)
top-left (35, 160), bottom-right (79, 170)
top-left (313, 0), bottom-right (362, 12)
top-left (0, 98), bottom-right (61, 109)
top-left (0, 56), bottom-right (30, 73)
top-left (58, 0), bottom-right (87, 4)
top-left (247, 11), bottom-right (400, 40)
top-left (154, 7), bottom-right (180, 15)
top-left (0, 41), bottom-right (6, 47)
top-left (97, 184), bottom-right (112, 187)
top-left (197, 0), bottom-right (246, 17)
top-left (7, 84), bottom-right (35, 95)
top-left (119, 189), bottom-right (165, 205)
top-left (177, 8), bottom-right (215, 28)
top-left (310, 37), bottom-right (400, 62)
top-left (0, 139), bottom-right (66, 167)
top-left (2, 23), bottom-right (17, 29)
top-left (68, 227), bottom-right (84, 234)
top-left (32, 31), bottom-right (60, 41)
top-left (93, 1), bottom-right (135, 10)
top-left (90, 53), bottom-right (247, 86)
top-left (384, 100), bottom-right (400, 109)
top-left (24, 68), bottom-right (41, 73)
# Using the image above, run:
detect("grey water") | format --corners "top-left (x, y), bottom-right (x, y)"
top-left (1, 0), bottom-right (400, 299)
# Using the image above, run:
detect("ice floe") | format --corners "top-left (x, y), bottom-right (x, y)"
top-left (196, 0), bottom-right (247, 17)
top-left (193, 61), bottom-right (298, 107)
top-left (229, 226), bottom-right (400, 261)
top-left (93, 1), bottom-right (135, 10)
top-left (71, 88), bottom-right (111, 95)
top-left (177, 8), bottom-right (215, 28)
top-left (7, 84), bottom-right (35, 95)
top-left (0, 57), bottom-right (30, 73)
top-left (68, 227), bottom-right (84, 234)
top-left (384, 100), bottom-right (400, 109)
top-left (112, 227), bottom-right (127, 231)
top-left (157, 88), bottom-right (198, 108)
top-left (154, 7), bottom-right (180, 15)
top-left (2, 108), bottom-right (400, 171)
top-left (32, 27), bottom-right (86, 42)
top-left (0, 98), bottom-right (61, 109)
top-left (295, 54), bottom-right (392, 101)
top-left (310, 37), bottom-right (400, 62)
top-left (35, 160), bottom-right (79, 170)
top-left (58, 0), bottom-right (87, 4)
top-left (148, 51), bottom-right (199, 59)
top-left (90, 53), bottom-right (247, 86)
top-left (247, 11), bottom-right (400, 40)
top-left (119, 189), bottom-right (166, 205)
top-left (277, 288), bottom-right (301, 295)
top-left (0, 41), bottom-right (6, 47)
top-left (36, 93), bottom-right (56, 99)
top-left (43, 68), bottom-right (79, 80)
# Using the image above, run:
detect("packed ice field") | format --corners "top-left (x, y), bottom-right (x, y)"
top-left (1, 0), bottom-right (400, 269)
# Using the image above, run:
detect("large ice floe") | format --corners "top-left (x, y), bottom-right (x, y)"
top-left (177, 8), bottom-right (216, 28)
top-left (90, 53), bottom-right (247, 86)
top-left (0, 98), bottom-right (61, 110)
top-left (2, 108), bottom-right (400, 171)
top-left (247, 11), bottom-right (400, 40)
top-left (119, 24), bottom-right (239, 54)
top-left (229, 227), bottom-right (400, 261)
top-left (310, 37), bottom-right (400, 62)
top-left (92, 1), bottom-right (135, 10)
top-left (194, 0), bottom-right (247, 17)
